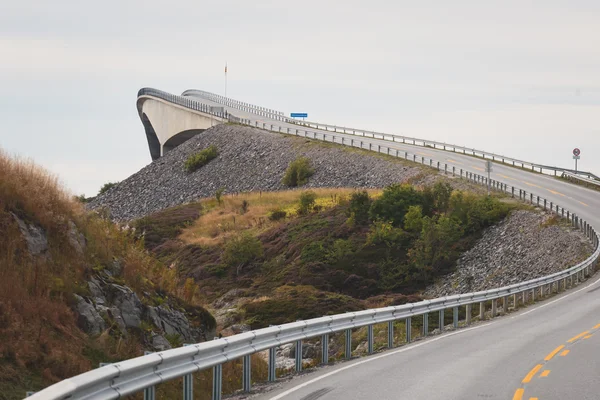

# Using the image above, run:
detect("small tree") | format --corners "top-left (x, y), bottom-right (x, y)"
top-left (346, 191), bottom-right (371, 225)
top-left (240, 200), bottom-right (249, 215)
top-left (215, 188), bottom-right (225, 205)
top-left (98, 181), bottom-right (119, 196)
top-left (282, 156), bottom-right (314, 187)
top-left (223, 232), bottom-right (264, 275)
top-left (298, 191), bottom-right (317, 214)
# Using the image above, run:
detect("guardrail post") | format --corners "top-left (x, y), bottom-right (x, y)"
top-left (406, 318), bottom-right (412, 342)
top-left (466, 304), bottom-right (472, 325)
top-left (345, 329), bottom-right (352, 359)
top-left (322, 334), bottom-right (329, 364)
top-left (452, 166), bottom-right (455, 176)
top-left (242, 355), bottom-right (252, 393)
top-left (387, 321), bottom-right (394, 348)
top-left (212, 364), bottom-right (222, 400)
top-left (453, 307), bottom-right (458, 328)
top-left (444, 164), bottom-right (448, 174)
top-left (413, 154), bottom-right (416, 162)
top-left (550, 202), bottom-right (553, 213)
top-left (295, 340), bottom-right (303, 372)
top-left (439, 309), bottom-right (445, 331)
top-left (367, 325), bottom-right (374, 354)
top-left (143, 351), bottom-right (156, 400)
top-left (491, 300), bottom-right (497, 317)
top-left (423, 313), bottom-right (429, 336)
top-left (268, 347), bottom-right (276, 382)
top-left (479, 302), bottom-right (485, 320)
top-left (530, 193), bottom-right (533, 204)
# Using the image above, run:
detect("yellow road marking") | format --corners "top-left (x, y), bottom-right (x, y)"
top-left (447, 158), bottom-right (463, 165)
top-left (473, 166), bottom-right (484, 172)
top-left (544, 345), bottom-right (565, 361)
top-left (522, 364), bottom-right (543, 383)
top-left (499, 174), bottom-right (518, 181)
top-left (416, 152), bottom-right (430, 157)
top-left (513, 388), bottom-right (525, 400)
top-left (547, 189), bottom-right (566, 196)
top-left (578, 201), bottom-right (589, 207)
top-left (568, 331), bottom-right (589, 343)
top-left (560, 350), bottom-right (570, 356)
top-left (540, 370), bottom-right (551, 377)
top-left (523, 181), bottom-right (543, 189)
top-left (584, 334), bottom-right (593, 339)
top-left (530, 398), bottom-right (539, 400)
top-left (593, 323), bottom-right (600, 329)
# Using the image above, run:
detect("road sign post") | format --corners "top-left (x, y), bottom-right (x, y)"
top-left (290, 113), bottom-right (308, 121)
top-left (485, 160), bottom-right (493, 196)
top-left (573, 148), bottom-right (581, 172)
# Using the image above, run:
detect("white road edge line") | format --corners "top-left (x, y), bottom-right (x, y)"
top-left (267, 275), bottom-right (600, 400)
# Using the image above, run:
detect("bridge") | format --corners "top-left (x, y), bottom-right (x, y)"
top-left (29, 88), bottom-right (600, 400)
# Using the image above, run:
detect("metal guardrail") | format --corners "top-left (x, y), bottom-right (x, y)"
top-left (562, 171), bottom-right (600, 188)
top-left (183, 89), bottom-right (599, 180)
top-left (29, 91), bottom-right (599, 400)
top-left (137, 88), bottom-right (229, 120)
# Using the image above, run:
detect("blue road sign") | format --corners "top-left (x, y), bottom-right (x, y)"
top-left (290, 113), bottom-right (308, 118)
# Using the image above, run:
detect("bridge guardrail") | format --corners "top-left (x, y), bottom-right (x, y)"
top-left (562, 171), bottom-right (600, 188)
top-left (30, 91), bottom-right (599, 400)
top-left (182, 89), bottom-right (599, 180)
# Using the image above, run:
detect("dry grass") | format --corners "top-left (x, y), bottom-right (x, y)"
top-left (179, 188), bottom-right (381, 246)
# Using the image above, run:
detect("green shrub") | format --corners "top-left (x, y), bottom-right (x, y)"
top-left (366, 220), bottom-right (407, 247)
top-left (98, 181), bottom-right (119, 196)
top-left (298, 191), bottom-right (317, 214)
top-left (215, 188), bottom-right (225, 205)
top-left (222, 232), bottom-right (263, 274)
top-left (346, 191), bottom-right (371, 225)
top-left (404, 205), bottom-right (424, 233)
top-left (268, 208), bottom-right (287, 221)
top-left (369, 184), bottom-right (424, 226)
top-left (325, 239), bottom-right (355, 263)
top-left (184, 145), bottom-right (219, 173)
top-left (282, 156), bottom-right (314, 187)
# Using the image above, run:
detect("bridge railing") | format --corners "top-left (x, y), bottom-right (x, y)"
top-left (562, 171), bottom-right (600, 188)
top-left (137, 88), bottom-right (229, 120)
top-left (183, 89), bottom-right (598, 180)
top-left (29, 94), bottom-right (600, 400)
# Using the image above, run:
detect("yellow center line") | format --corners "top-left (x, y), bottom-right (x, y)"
top-left (416, 152), bottom-right (430, 157)
top-left (540, 370), bottom-right (551, 378)
top-left (523, 181), bottom-right (544, 189)
top-left (547, 189), bottom-right (566, 197)
top-left (530, 398), bottom-right (539, 400)
top-left (447, 158), bottom-right (463, 165)
top-left (593, 323), bottom-right (600, 329)
top-left (513, 388), bottom-right (525, 400)
top-left (578, 201), bottom-right (589, 207)
top-left (544, 345), bottom-right (565, 361)
top-left (498, 174), bottom-right (518, 181)
top-left (583, 334), bottom-right (593, 339)
top-left (567, 331), bottom-right (590, 343)
top-left (473, 166), bottom-right (484, 172)
top-left (522, 364), bottom-right (543, 383)
top-left (560, 349), bottom-right (570, 356)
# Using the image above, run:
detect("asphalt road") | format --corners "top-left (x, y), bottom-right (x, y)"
top-left (184, 92), bottom-right (600, 400)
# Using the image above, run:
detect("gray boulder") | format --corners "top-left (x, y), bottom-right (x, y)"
top-left (11, 212), bottom-right (48, 256)
top-left (74, 294), bottom-right (106, 335)
top-left (147, 306), bottom-right (198, 342)
top-left (151, 333), bottom-right (173, 351)
top-left (106, 284), bottom-right (143, 329)
top-left (68, 220), bottom-right (86, 255)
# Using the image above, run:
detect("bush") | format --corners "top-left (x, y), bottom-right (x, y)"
top-left (346, 191), bottom-right (371, 225)
top-left (404, 205), bottom-right (424, 233)
top-left (240, 200), bottom-right (249, 214)
top-left (369, 184), bottom-right (424, 226)
top-left (98, 181), bottom-right (119, 196)
top-left (184, 145), bottom-right (219, 173)
top-left (222, 232), bottom-right (263, 274)
top-left (298, 191), bottom-right (317, 214)
top-left (282, 156), bottom-right (314, 187)
top-left (215, 188), bottom-right (225, 205)
top-left (268, 209), bottom-right (287, 221)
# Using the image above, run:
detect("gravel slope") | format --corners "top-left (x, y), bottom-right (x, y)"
top-left (89, 125), bottom-right (435, 221)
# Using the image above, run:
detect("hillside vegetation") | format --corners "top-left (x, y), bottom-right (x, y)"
top-left (133, 182), bottom-right (516, 331)
top-left (0, 150), bottom-right (218, 399)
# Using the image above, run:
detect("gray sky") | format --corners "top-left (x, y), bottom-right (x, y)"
top-left (1, 0), bottom-right (598, 196)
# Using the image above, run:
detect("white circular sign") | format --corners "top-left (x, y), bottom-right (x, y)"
top-left (573, 148), bottom-right (581, 156)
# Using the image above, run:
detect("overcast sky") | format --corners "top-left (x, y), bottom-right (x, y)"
top-left (1, 0), bottom-right (598, 196)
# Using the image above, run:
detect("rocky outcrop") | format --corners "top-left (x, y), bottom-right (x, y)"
top-left (11, 212), bottom-right (48, 256)
top-left (89, 125), bottom-right (434, 221)
top-left (424, 210), bottom-right (593, 297)
top-left (74, 273), bottom-right (216, 350)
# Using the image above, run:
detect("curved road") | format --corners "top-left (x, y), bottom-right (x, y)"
top-left (183, 91), bottom-right (600, 400)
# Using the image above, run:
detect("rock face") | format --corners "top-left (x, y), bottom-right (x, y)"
top-left (424, 210), bottom-right (593, 297)
top-left (74, 273), bottom-right (215, 350)
top-left (11, 212), bottom-right (48, 256)
top-left (89, 125), bottom-right (432, 221)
